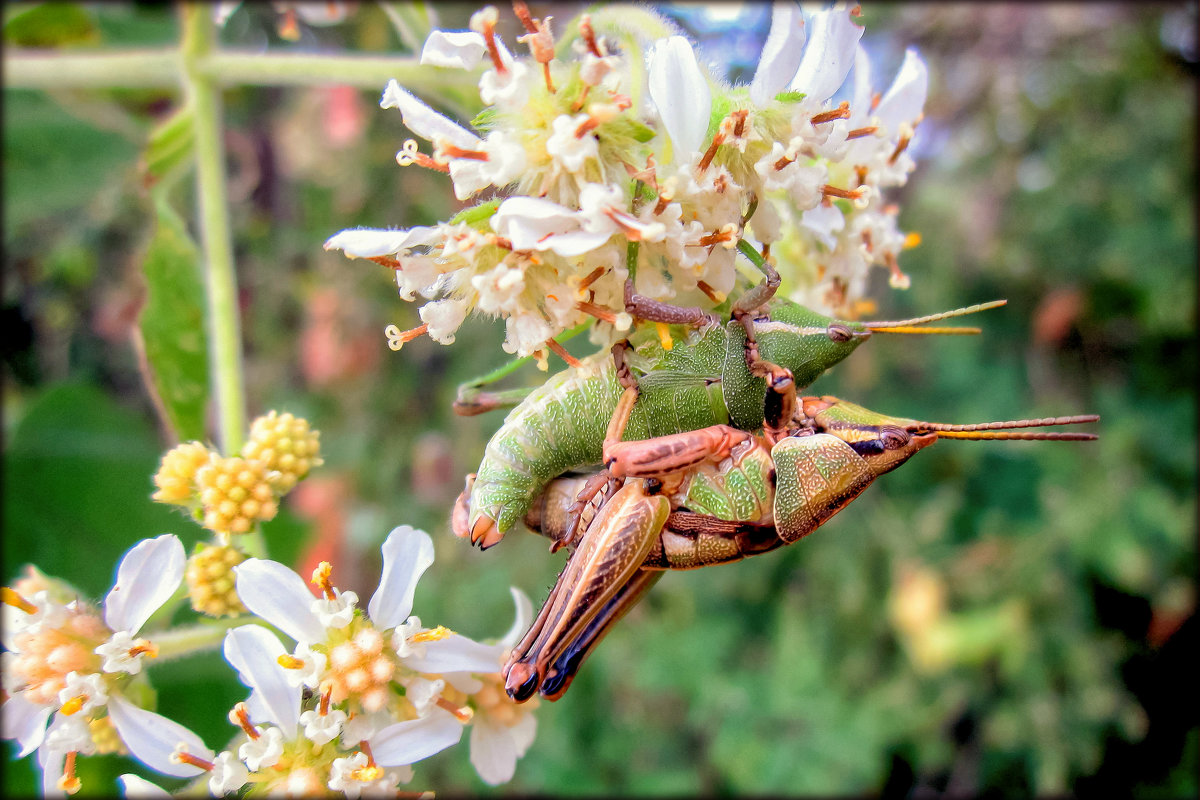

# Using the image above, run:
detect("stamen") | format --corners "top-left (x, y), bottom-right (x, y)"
top-left (861, 229), bottom-right (874, 253)
top-left (435, 696), bottom-right (475, 723)
top-left (408, 625), bottom-right (453, 644)
top-left (697, 281), bottom-right (725, 304)
top-left (846, 125), bottom-right (879, 140)
top-left (574, 116), bottom-right (601, 139)
top-left (884, 252), bottom-right (911, 289)
top-left (888, 123), bottom-right (914, 165)
top-left (311, 562), bottom-right (337, 600)
top-left (903, 231), bottom-right (922, 249)
top-left (545, 338), bottom-right (582, 368)
top-left (58, 751), bottom-right (81, 795)
top-left (854, 165), bottom-right (869, 187)
top-left (580, 15), bottom-right (603, 57)
top-left (2, 587), bottom-right (37, 615)
top-left (368, 256), bottom-right (402, 270)
top-left (513, 2), bottom-right (556, 92)
top-left (474, 11), bottom-right (507, 74)
top-left (396, 140), bottom-right (450, 173)
top-left (571, 85), bottom-right (591, 113)
top-left (230, 702), bottom-right (261, 739)
top-left (655, 322), bottom-right (674, 351)
top-left (821, 184), bottom-right (865, 202)
top-left (774, 152), bottom-right (796, 171)
top-left (278, 654), bottom-right (305, 670)
top-left (61, 695), bottom-right (86, 716)
top-left (576, 301), bottom-right (615, 323)
top-left (385, 323), bottom-right (430, 352)
top-left (172, 744), bottom-right (215, 772)
top-left (577, 266), bottom-right (606, 292)
top-left (320, 686), bottom-right (332, 715)
top-left (352, 741), bottom-right (384, 781)
top-left (128, 642), bottom-right (159, 660)
top-left (870, 91), bottom-right (881, 112)
top-left (697, 224), bottom-right (738, 248)
top-left (438, 143), bottom-right (490, 162)
top-left (512, 1), bottom-right (539, 33)
top-left (697, 133), bottom-right (726, 173)
top-left (810, 102), bottom-right (850, 125)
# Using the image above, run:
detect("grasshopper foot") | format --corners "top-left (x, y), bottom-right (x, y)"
top-left (504, 661), bottom-right (541, 702)
top-left (451, 474), bottom-right (475, 540)
top-left (470, 515), bottom-right (505, 550)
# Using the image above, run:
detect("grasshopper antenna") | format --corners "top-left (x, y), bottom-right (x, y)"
top-left (908, 414), bottom-right (1100, 441)
top-left (864, 299), bottom-right (1008, 335)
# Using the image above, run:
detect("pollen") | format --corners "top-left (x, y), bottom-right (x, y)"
top-left (151, 441), bottom-right (214, 505)
top-left (324, 627), bottom-right (396, 711)
top-left (186, 543), bottom-right (248, 618)
top-left (241, 411), bottom-right (323, 494)
top-left (11, 609), bottom-right (106, 705)
top-left (196, 456), bottom-right (279, 536)
top-left (655, 322), bottom-right (674, 351)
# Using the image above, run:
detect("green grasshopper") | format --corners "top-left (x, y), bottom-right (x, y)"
top-left (453, 286), bottom-right (1005, 550)
top-left (495, 392), bottom-right (1099, 702)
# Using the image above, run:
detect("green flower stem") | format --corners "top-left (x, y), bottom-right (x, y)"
top-left (151, 618), bottom-right (272, 661)
top-left (181, 5), bottom-right (246, 458)
top-left (3, 49), bottom-right (476, 91)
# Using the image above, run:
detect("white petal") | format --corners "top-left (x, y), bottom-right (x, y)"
top-left (323, 226), bottom-right (436, 258)
top-left (421, 30), bottom-right (487, 70)
top-left (788, 6), bottom-right (864, 103)
top-left (491, 197), bottom-right (611, 257)
top-left (403, 634), bottom-right (504, 674)
top-left (107, 695), bottom-right (213, 778)
top-left (368, 709), bottom-right (463, 766)
top-left (851, 44), bottom-right (873, 125)
top-left (499, 587), bottom-right (533, 649)
top-left (508, 710), bottom-right (537, 754)
top-left (223, 626), bottom-right (300, 735)
top-left (104, 535), bottom-right (184, 636)
top-left (469, 719), bottom-right (517, 785)
top-left (368, 526), bottom-right (435, 630)
top-left (1, 695), bottom-right (53, 757)
top-left (648, 36), bottom-right (712, 157)
top-left (801, 203), bottom-right (845, 250)
top-left (380, 80), bottom-right (480, 150)
top-left (234, 560), bottom-right (326, 645)
top-left (40, 746), bottom-right (65, 798)
top-left (874, 48), bottom-right (928, 133)
top-left (118, 774), bottom-right (172, 798)
top-left (750, 3), bottom-right (806, 105)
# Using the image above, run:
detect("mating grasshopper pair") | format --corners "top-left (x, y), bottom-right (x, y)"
top-left (450, 267), bottom-right (1098, 702)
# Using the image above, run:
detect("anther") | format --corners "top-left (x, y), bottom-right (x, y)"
top-left (903, 231), bottom-right (922, 249)
top-left (408, 625), bottom-right (453, 644)
top-left (577, 266), bottom-right (606, 292)
top-left (61, 695), bottom-right (86, 716)
top-left (437, 143), bottom-right (490, 162)
top-left (847, 125), bottom-right (879, 140)
top-left (396, 140), bottom-right (450, 173)
top-left (320, 686), bottom-right (332, 715)
top-left (884, 252), bottom-right (911, 289)
top-left (352, 742), bottom-right (384, 781)
top-left (369, 256), bottom-right (402, 270)
top-left (697, 133), bottom-right (726, 173)
top-left (278, 654), bottom-right (305, 670)
top-left (2, 587), bottom-right (37, 615)
top-left (810, 102), bottom-right (851, 125)
top-left (472, 9), bottom-right (507, 74)
top-left (128, 642), bottom-right (159, 660)
top-left (655, 322), bottom-right (674, 351)
top-left (311, 562), bottom-right (337, 600)
top-left (888, 123), bottom-right (914, 166)
top-left (854, 165), bottom-right (869, 187)
top-left (385, 323), bottom-right (430, 352)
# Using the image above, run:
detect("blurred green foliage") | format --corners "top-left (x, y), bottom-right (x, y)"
top-left (3, 2), bottom-right (1195, 797)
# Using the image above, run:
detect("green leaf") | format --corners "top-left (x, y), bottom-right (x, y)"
top-left (4, 2), bottom-right (98, 46)
top-left (141, 102), bottom-right (194, 188)
top-left (138, 193), bottom-right (209, 443)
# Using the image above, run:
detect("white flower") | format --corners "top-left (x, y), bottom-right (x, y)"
top-left (208, 751), bottom-right (250, 796)
top-left (545, 113), bottom-right (600, 173)
top-left (647, 36), bottom-right (712, 160)
top-left (299, 707), bottom-right (347, 744)
top-left (238, 725), bottom-right (285, 771)
top-left (420, 29), bottom-right (488, 70)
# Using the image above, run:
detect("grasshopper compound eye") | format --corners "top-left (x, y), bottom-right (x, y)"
top-left (879, 426), bottom-right (911, 450)
top-left (826, 323), bottom-right (854, 343)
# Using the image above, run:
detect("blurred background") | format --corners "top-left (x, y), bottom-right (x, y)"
top-left (3, 2), bottom-right (1196, 796)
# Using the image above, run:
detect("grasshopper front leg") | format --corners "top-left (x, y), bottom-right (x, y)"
top-left (503, 480), bottom-right (670, 701)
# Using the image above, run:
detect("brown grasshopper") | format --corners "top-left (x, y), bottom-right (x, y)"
top-left (488, 386), bottom-right (1099, 703)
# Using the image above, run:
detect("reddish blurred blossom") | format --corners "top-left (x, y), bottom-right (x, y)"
top-left (323, 86), bottom-right (367, 148)
top-left (1032, 286), bottom-right (1083, 346)
top-left (299, 288), bottom-right (380, 387)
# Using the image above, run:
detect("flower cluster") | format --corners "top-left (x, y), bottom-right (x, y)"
top-left (152, 411), bottom-right (323, 540)
top-left (2, 528), bottom-right (537, 795)
top-left (326, 2), bottom-right (927, 360)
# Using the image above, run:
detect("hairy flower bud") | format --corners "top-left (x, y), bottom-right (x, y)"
top-left (241, 412), bottom-right (323, 494)
top-left (152, 442), bottom-right (214, 505)
top-left (186, 544), bottom-right (248, 618)
top-left (195, 456), bottom-right (279, 535)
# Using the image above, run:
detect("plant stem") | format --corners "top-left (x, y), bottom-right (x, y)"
top-left (181, 4), bottom-right (246, 458)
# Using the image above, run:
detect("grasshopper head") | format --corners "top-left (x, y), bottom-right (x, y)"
top-left (757, 299), bottom-right (1008, 389)
top-left (801, 395), bottom-right (1099, 477)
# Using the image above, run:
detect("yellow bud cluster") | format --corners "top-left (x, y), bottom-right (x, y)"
top-left (242, 411), bottom-right (324, 493)
top-left (185, 543), bottom-right (248, 617)
top-left (195, 456), bottom-right (279, 535)
top-left (88, 716), bottom-right (127, 756)
top-left (151, 442), bottom-right (214, 505)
